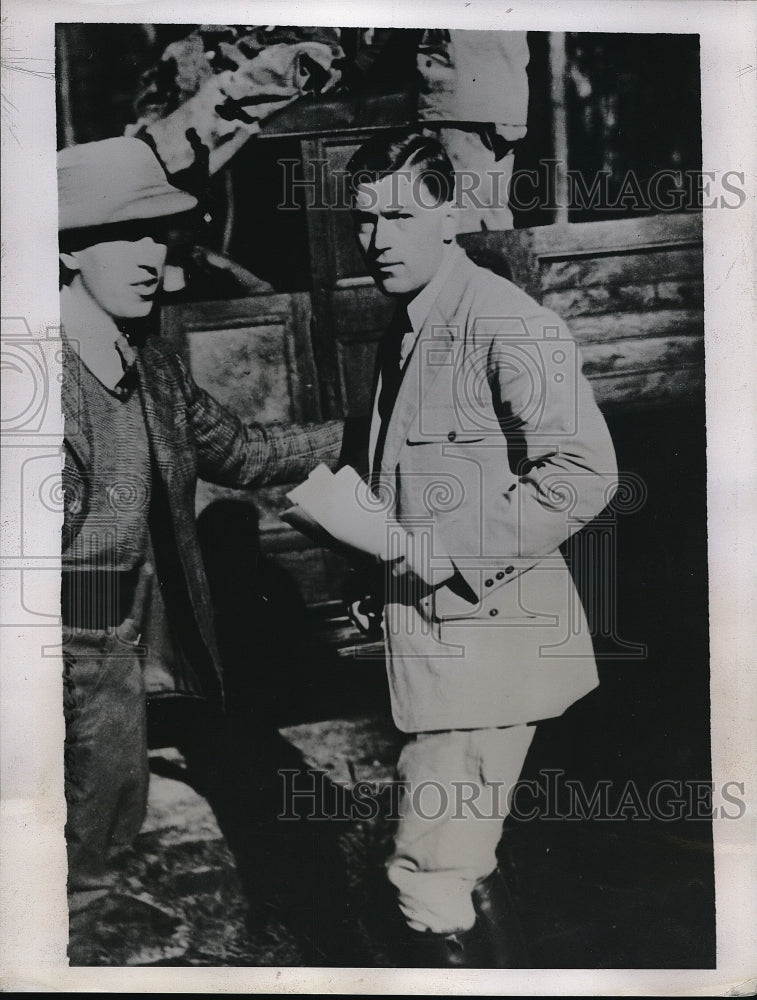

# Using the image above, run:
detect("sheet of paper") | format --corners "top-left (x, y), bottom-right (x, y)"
top-left (285, 464), bottom-right (399, 558)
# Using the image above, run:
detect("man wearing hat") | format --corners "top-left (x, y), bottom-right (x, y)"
top-left (58, 136), bottom-right (343, 922)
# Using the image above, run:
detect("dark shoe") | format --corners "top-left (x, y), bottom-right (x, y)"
top-left (472, 867), bottom-right (530, 967)
top-left (406, 921), bottom-right (488, 968)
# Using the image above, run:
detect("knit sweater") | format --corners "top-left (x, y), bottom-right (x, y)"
top-left (62, 354), bottom-right (152, 626)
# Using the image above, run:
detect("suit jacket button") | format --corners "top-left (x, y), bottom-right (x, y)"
top-left (496, 571), bottom-right (505, 580)
top-left (505, 566), bottom-right (514, 574)
top-left (489, 608), bottom-right (499, 617)
top-left (447, 430), bottom-right (457, 442)
top-left (485, 578), bottom-right (493, 587)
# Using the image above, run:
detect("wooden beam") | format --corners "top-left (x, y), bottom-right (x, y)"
top-left (549, 32), bottom-right (569, 225)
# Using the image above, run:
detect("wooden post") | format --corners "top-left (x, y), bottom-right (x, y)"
top-left (549, 31), bottom-right (569, 225)
top-left (55, 25), bottom-right (76, 148)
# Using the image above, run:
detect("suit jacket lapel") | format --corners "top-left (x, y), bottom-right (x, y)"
top-left (368, 370), bottom-right (383, 474)
top-left (135, 350), bottom-right (177, 484)
top-left (60, 336), bottom-right (91, 470)
top-left (377, 251), bottom-right (477, 475)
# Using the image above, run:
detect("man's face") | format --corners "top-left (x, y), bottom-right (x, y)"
top-left (60, 224), bottom-right (172, 320)
top-left (353, 169), bottom-right (455, 298)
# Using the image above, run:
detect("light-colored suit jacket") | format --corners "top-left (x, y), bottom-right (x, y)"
top-left (370, 249), bottom-right (618, 732)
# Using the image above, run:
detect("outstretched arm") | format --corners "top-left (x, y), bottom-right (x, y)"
top-left (176, 353), bottom-right (344, 487)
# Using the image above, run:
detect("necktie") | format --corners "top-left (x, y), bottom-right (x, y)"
top-left (372, 305), bottom-right (413, 485)
top-left (114, 334), bottom-right (138, 397)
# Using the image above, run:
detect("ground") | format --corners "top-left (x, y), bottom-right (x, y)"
top-left (67, 711), bottom-right (715, 969)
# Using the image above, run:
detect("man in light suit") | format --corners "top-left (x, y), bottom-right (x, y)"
top-left (345, 132), bottom-right (618, 966)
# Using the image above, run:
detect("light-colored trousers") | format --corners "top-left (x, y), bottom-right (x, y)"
top-left (387, 724), bottom-right (535, 934)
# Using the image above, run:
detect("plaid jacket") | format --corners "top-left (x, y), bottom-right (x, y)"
top-left (62, 335), bottom-right (343, 699)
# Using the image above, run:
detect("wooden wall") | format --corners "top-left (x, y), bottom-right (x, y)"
top-left (461, 213), bottom-right (704, 409)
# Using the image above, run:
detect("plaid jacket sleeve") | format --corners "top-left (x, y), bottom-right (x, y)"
top-left (174, 353), bottom-right (344, 487)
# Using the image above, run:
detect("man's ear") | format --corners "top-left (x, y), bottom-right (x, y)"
top-left (59, 251), bottom-right (80, 272)
top-left (441, 201), bottom-right (457, 244)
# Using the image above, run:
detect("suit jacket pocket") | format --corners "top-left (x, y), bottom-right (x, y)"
top-left (406, 433), bottom-right (485, 446)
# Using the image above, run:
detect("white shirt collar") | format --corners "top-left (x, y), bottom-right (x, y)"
top-left (400, 244), bottom-right (461, 366)
top-left (60, 283), bottom-right (132, 392)
top-left (406, 244), bottom-right (461, 335)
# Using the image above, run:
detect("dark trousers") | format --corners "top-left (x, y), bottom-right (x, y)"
top-left (62, 622), bottom-right (148, 912)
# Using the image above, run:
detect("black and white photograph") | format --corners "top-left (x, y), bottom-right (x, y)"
top-left (1, 1), bottom-right (755, 992)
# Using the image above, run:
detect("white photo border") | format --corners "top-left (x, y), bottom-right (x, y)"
top-left (1, 0), bottom-right (755, 993)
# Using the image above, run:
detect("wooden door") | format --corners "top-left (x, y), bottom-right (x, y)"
top-left (301, 131), bottom-right (398, 420)
top-left (160, 292), bottom-right (348, 605)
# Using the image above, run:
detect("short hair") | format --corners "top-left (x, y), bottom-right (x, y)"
top-left (345, 130), bottom-right (455, 205)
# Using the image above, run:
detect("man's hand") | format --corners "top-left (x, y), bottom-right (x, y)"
top-left (382, 532), bottom-right (456, 603)
top-left (342, 563), bottom-right (384, 638)
top-left (346, 593), bottom-right (384, 638)
top-left (385, 555), bottom-right (438, 602)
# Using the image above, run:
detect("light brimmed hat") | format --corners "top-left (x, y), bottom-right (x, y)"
top-left (58, 136), bottom-right (197, 232)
